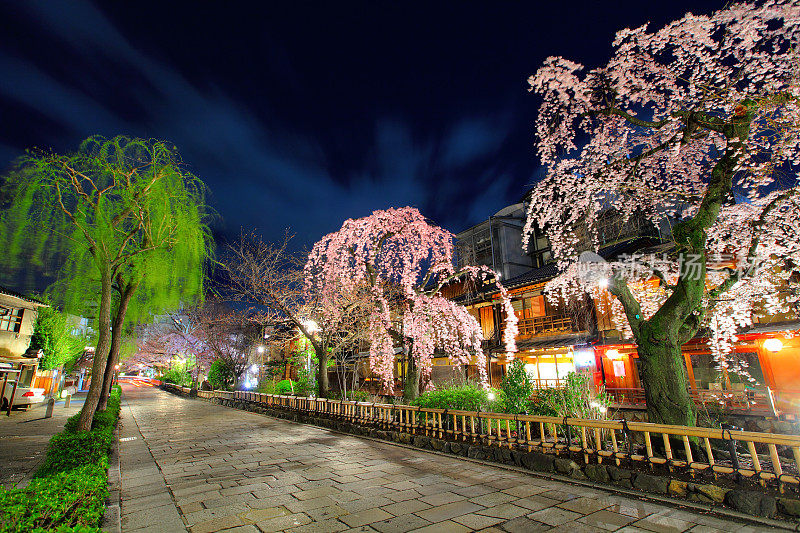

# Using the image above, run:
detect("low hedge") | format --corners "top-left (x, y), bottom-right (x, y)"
top-left (411, 383), bottom-right (496, 411)
top-left (0, 386), bottom-right (121, 532)
top-left (0, 464), bottom-right (107, 532)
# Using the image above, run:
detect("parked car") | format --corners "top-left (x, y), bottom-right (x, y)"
top-left (0, 362), bottom-right (46, 410)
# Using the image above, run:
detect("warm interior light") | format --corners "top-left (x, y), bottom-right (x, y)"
top-left (303, 319), bottom-right (320, 333)
top-left (606, 349), bottom-right (621, 360)
top-left (764, 338), bottom-right (784, 353)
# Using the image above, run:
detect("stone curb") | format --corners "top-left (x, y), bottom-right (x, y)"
top-left (103, 416), bottom-right (122, 533)
top-left (184, 391), bottom-right (800, 531)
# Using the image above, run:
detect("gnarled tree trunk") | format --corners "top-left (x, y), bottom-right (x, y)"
top-left (98, 277), bottom-right (139, 412)
top-left (316, 347), bottom-right (329, 398)
top-left (635, 324), bottom-right (696, 426)
top-left (77, 265), bottom-right (113, 431)
top-left (404, 355), bottom-right (420, 401)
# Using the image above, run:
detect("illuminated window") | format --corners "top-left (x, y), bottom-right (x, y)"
top-left (0, 307), bottom-right (23, 333)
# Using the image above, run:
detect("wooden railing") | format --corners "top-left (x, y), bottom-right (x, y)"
top-left (605, 387), bottom-right (778, 413)
top-left (182, 386), bottom-right (800, 491)
top-left (517, 315), bottom-right (574, 336)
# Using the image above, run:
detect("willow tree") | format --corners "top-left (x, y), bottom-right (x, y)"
top-left (524, 2), bottom-right (800, 426)
top-left (0, 136), bottom-right (211, 430)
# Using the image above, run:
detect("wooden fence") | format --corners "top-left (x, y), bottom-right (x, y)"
top-left (180, 387), bottom-right (800, 492)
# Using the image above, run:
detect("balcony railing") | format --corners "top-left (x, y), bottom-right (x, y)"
top-left (603, 387), bottom-right (786, 414)
top-left (518, 315), bottom-right (575, 337)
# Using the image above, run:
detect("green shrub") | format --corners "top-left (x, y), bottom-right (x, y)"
top-left (0, 385), bottom-right (122, 532)
top-left (0, 464), bottom-right (107, 532)
top-left (35, 429), bottom-right (112, 478)
top-left (274, 379), bottom-right (297, 395)
top-left (527, 387), bottom-right (560, 417)
top-left (530, 372), bottom-right (612, 420)
top-left (256, 380), bottom-right (277, 394)
top-left (500, 360), bottom-right (534, 414)
top-left (63, 386), bottom-right (121, 434)
top-left (160, 366), bottom-right (192, 387)
top-left (207, 360), bottom-right (233, 390)
top-left (342, 390), bottom-right (370, 402)
top-left (293, 378), bottom-right (314, 397)
top-left (411, 382), bottom-right (493, 411)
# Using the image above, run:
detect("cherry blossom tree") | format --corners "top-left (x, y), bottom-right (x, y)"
top-left (127, 306), bottom-right (217, 380)
top-left (193, 302), bottom-right (255, 388)
top-left (524, 1), bottom-right (800, 426)
top-left (222, 232), bottom-right (375, 397)
top-left (305, 207), bottom-right (518, 400)
top-left (126, 322), bottom-right (184, 371)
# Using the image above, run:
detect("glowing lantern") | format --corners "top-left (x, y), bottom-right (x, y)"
top-left (764, 338), bottom-right (784, 353)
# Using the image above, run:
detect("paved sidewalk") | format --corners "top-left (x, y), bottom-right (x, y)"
top-left (0, 393), bottom-right (85, 488)
top-left (120, 387), bottom-right (187, 532)
top-left (119, 384), bottom-right (776, 533)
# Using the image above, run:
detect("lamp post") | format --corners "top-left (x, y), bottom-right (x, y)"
top-left (302, 320), bottom-right (319, 373)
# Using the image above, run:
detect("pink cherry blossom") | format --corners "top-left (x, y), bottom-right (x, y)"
top-left (524, 1), bottom-right (800, 384)
top-left (306, 207), bottom-right (517, 389)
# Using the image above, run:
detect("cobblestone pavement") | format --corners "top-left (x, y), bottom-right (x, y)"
top-left (0, 393), bottom-right (85, 488)
top-left (119, 385), bottom-right (775, 533)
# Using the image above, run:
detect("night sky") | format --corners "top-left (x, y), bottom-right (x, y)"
top-left (0, 1), bottom-right (724, 250)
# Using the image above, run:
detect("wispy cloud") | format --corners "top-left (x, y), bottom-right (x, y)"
top-left (0, 1), bottom-right (526, 248)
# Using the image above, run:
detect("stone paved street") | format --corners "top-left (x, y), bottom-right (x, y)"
top-left (119, 384), bottom-right (776, 532)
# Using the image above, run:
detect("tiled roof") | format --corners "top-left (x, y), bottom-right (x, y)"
top-left (597, 236), bottom-right (662, 261)
top-left (502, 263), bottom-right (559, 289)
top-left (456, 236), bottom-right (664, 302)
top-left (740, 320), bottom-right (800, 335)
top-left (0, 286), bottom-right (46, 305)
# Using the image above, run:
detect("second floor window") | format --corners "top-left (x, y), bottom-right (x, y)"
top-left (0, 307), bottom-right (24, 333)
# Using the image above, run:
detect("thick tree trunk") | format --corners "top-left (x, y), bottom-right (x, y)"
top-left (610, 115), bottom-right (752, 427)
top-left (77, 266), bottom-right (113, 431)
top-left (98, 278), bottom-right (138, 411)
top-left (636, 324), bottom-right (696, 427)
top-left (316, 348), bottom-right (329, 398)
top-left (404, 355), bottom-right (420, 401)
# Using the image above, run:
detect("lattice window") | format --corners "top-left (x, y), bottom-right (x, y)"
top-left (0, 306), bottom-right (23, 333)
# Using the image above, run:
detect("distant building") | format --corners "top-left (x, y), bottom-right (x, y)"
top-left (455, 203), bottom-right (535, 281)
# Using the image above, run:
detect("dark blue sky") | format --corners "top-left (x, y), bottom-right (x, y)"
top-left (0, 1), bottom-right (723, 249)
